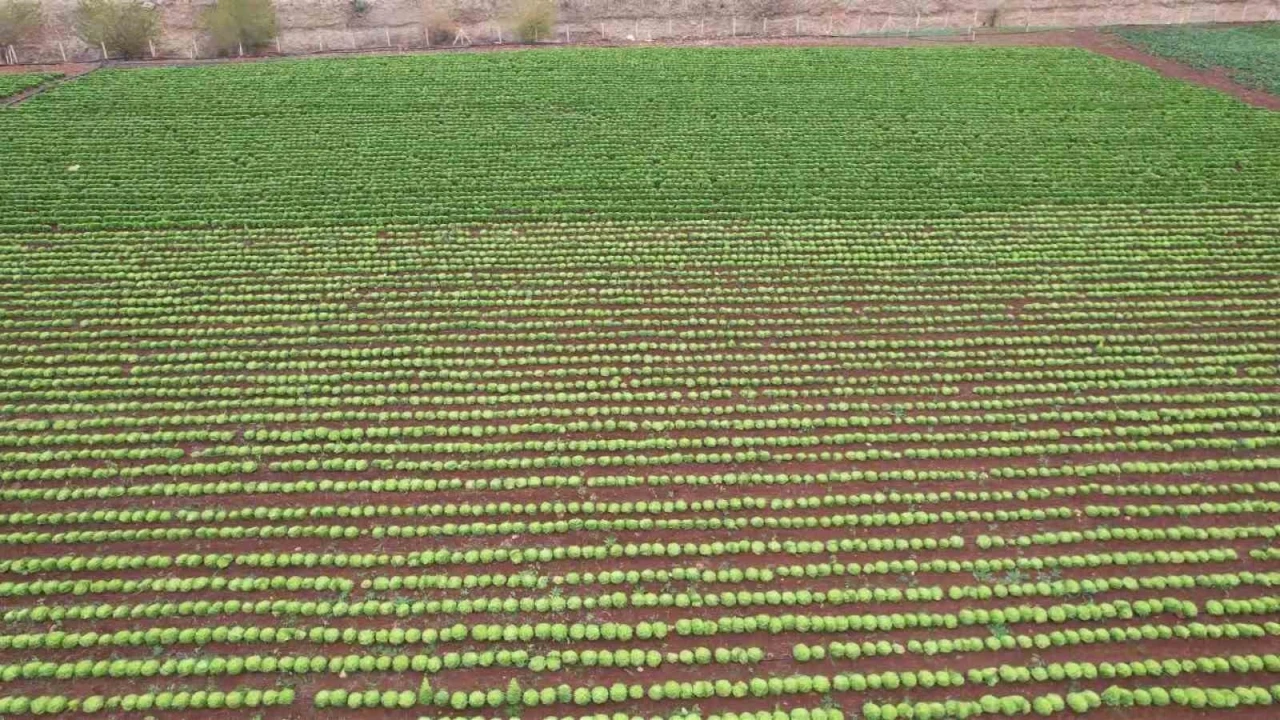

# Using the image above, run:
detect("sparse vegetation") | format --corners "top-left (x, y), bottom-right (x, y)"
top-left (983, 3), bottom-right (1003, 27)
top-left (348, 0), bottom-right (371, 20)
top-left (420, 2), bottom-right (459, 45)
top-left (0, 0), bottom-right (42, 49)
top-left (510, 0), bottom-right (554, 42)
top-left (202, 0), bottom-right (279, 55)
top-left (72, 0), bottom-right (160, 58)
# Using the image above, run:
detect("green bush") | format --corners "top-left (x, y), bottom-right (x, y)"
top-left (202, 0), bottom-right (277, 55)
top-left (0, 0), bottom-right (42, 47)
top-left (72, 0), bottom-right (158, 59)
top-left (510, 0), bottom-right (553, 42)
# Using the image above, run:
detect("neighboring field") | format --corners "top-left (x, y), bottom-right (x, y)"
top-left (1, 47), bottom-right (1279, 719)
top-left (1114, 23), bottom-right (1280, 95)
top-left (0, 72), bottom-right (61, 99)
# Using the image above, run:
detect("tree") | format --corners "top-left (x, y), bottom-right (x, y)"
top-left (202, 0), bottom-right (277, 55)
top-left (0, 0), bottom-right (42, 49)
top-left (73, 0), bottom-right (159, 58)
top-left (510, 0), bottom-right (554, 42)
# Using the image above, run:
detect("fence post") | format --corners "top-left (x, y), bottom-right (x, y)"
top-left (795, 16), bottom-right (800, 35)
top-left (385, 27), bottom-right (391, 46)
top-left (763, 18), bottom-right (767, 35)
top-left (149, 39), bottom-right (156, 58)
top-left (239, 41), bottom-right (244, 56)
top-left (276, 36), bottom-right (282, 53)
top-left (58, 40), bottom-right (67, 62)
top-left (668, 18), bottom-right (673, 36)
top-left (348, 31), bottom-right (355, 49)
top-left (101, 40), bottom-right (109, 61)
top-left (732, 17), bottom-right (736, 37)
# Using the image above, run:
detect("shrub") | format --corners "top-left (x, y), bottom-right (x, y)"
top-left (510, 0), bottom-right (553, 43)
top-left (420, 4), bottom-right (457, 45)
top-left (72, 0), bottom-right (158, 58)
top-left (0, 0), bottom-right (41, 47)
top-left (202, 0), bottom-right (277, 55)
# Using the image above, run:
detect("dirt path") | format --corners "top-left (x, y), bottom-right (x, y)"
top-left (1, 62), bottom-right (99, 108)
top-left (1066, 28), bottom-right (1280, 111)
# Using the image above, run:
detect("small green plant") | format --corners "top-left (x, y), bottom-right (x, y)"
top-left (203, 0), bottom-right (278, 55)
top-left (72, 0), bottom-right (159, 59)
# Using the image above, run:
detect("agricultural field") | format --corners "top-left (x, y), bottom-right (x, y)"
top-left (0, 73), bottom-right (62, 100)
top-left (1, 46), bottom-right (1279, 719)
top-left (1114, 22), bottom-right (1280, 95)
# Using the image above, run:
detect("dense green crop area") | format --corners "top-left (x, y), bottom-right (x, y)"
top-left (2, 47), bottom-right (1278, 231)
top-left (1115, 23), bottom-right (1280, 95)
top-left (0, 72), bottom-right (61, 99)
top-left (0, 47), bottom-right (1278, 719)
